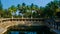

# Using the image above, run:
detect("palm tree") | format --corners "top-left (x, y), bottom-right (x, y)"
top-left (8, 5), bottom-right (17, 18)
top-left (34, 5), bottom-right (41, 18)
top-left (17, 3), bottom-right (26, 18)
top-left (37, 7), bottom-right (45, 18)
top-left (24, 6), bottom-right (31, 18)
top-left (30, 4), bottom-right (40, 18)
top-left (30, 3), bottom-right (35, 18)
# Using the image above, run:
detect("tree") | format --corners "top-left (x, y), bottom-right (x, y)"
top-left (56, 8), bottom-right (60, 18)
top-left (17, 3), bottom-right (26, 18)
top-left (44, 1), bottom-right (58, 18)
top-left (0, 0), bottom-right (2, 10)
top-left (8, 5), bottom-right (17, 18)
top-left (32, 5), bottom-right (40, 18)
top-left (0, 0), bottom-right (3, 18)
top-left (24, 5), bottom-right (31, 18)
top-left (3, 9), bottom-right (11, 18)
top-left (30, 3), bottom-right (35, 18)
top-left (38, 7), bottom-right (45, 18)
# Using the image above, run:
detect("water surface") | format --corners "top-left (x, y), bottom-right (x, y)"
top-left (10, 31), bottom-right (37, 34)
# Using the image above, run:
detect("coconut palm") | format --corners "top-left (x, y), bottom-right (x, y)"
top-left (30, 3), bottom-right (35, 18)
top-left (17, 3), bottom-right (26, 18)
top-left (8, 5), bottom-right (17, 18)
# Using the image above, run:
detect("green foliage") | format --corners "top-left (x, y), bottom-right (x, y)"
top-left (8, 5), bottom-right (17, 13)
top-left (8, 5), bottom-right (17, 18)
top-left (0, 0), bottom-right (60, 18)
top-left (0, 0), bottom-right (2, 10)
top-left (44, 1), bottom-right (59, 18)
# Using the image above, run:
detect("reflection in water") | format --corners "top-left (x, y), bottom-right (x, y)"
top-left (10, 31), bottom-right (19, 34)
top-left (10, 31), bottom-right (37, 34)
top-left (6, 26), bottom-right (57, 34)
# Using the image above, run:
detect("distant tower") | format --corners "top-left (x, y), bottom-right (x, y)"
top-left (0, 0), bottom-right (3, 10)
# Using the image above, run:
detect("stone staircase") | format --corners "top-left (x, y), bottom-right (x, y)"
top-left (0, 18), bottom-right (44, 34)
top-left (0, 21), bottom-right (34, 34)
top-left (0, 21), bottom-right (18, 34)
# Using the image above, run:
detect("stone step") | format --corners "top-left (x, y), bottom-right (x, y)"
top-left (0, 28), bottom-right (7, 34)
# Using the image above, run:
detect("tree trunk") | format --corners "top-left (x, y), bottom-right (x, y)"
top-left (31, 10), bottom-right (33, 18)
top-left (22, 15), bottom-right (23, 18)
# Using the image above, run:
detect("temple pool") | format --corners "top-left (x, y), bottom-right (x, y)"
top-left (9, 31), bottom-right (37, 34)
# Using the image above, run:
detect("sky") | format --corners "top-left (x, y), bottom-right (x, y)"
top-left (1, 0), bottom-right (53, 9)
